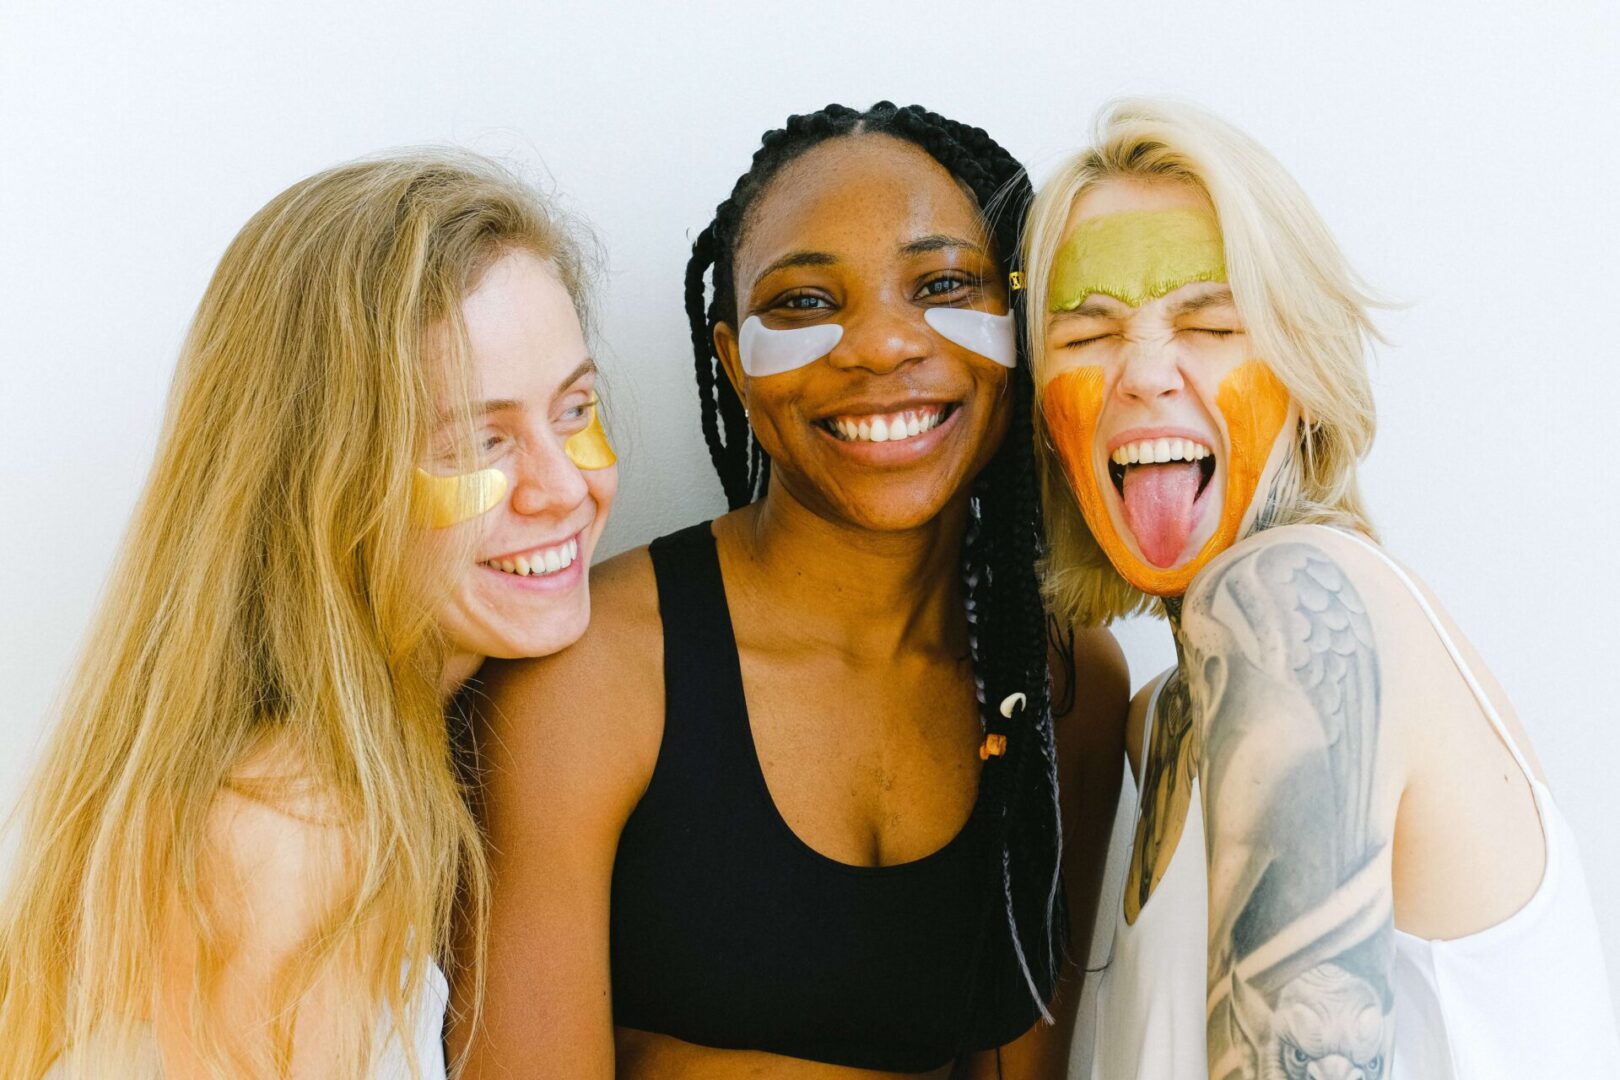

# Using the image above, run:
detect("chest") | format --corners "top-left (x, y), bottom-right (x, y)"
top-left (737, 647), bottom-right (984, 869)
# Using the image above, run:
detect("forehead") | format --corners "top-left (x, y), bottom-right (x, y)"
top-left (1066, 176), bottom-right (1213, 231)
top-left (458, 250), bottom-right (589, 392)
top-left (736, 135), bottom-right (988, 273)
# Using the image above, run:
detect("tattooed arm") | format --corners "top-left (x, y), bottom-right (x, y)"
top-left (1181, 535), bottom-right (1402, 1080)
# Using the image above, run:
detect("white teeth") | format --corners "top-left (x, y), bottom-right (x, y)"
top-left (826, 407), bottom-right (945, 443)
top-left (484, 538), bottom-right (579, 577)
top-left (1110, 438), bottom-right (1213, 466)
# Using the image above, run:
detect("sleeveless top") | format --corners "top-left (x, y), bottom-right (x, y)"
top-left (1074, 526), bottom-right (1620, 1079)
top-left (46, 963), bottom-right (448, 1079)
top-left (609, 522), bottom-right (1041, 1073)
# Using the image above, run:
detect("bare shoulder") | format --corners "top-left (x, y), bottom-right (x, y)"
top-left (471, 543), bottom-right (665, 825)
top-left (1185, 522), bottom-right (1377, 604)
top-left (192, 736), bottom-right (352, 959)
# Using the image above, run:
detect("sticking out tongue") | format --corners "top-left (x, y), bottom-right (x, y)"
top-left (1121, 462), bottom-right (1202, 568)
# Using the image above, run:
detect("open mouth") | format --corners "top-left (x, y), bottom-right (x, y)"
top-left (1107, 437), bottom-right (1217, 568)
top-left (817, 403), bottom-right (957, 444)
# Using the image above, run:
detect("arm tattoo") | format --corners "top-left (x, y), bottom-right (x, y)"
top-left (1133, 669), bottom-right (1194, 913)
top-left (1183, 541), bottom-right (1394, 1080)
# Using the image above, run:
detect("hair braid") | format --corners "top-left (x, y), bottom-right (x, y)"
top-left (681, 102), bottom-right (1068, 1018)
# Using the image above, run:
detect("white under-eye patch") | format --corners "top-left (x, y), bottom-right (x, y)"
top-left (923, 308), bottom-right (1017, 368)
top-left (738, 316), bottom-right (844, 377)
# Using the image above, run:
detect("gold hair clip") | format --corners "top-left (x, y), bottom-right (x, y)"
top-left (1008, 271), bottom-right (1026, 292)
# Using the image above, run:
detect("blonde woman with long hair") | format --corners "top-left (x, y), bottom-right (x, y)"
top-left (1023, 100), bottom-right (1618, 1078)
top-left (0, 150), bottom-right (618, 1077)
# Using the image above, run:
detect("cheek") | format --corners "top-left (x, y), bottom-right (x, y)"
top-left (583, 467), bottom-right (619, 535)
top-left (1214, 361), bottom-right (1291, 477)
top-left (1040, 369), bottom-right (1107, 486)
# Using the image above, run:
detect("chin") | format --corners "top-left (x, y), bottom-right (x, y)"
top-left (456, 593), bottom-right (593, 664)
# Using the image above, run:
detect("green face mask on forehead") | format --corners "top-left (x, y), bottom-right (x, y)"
top-left (1048, 208), bottom-right (1227, 311)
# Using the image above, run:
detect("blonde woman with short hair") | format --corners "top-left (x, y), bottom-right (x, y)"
top-left (1024, 100), bottom-right (1619, 1078)
top-left (0, 151), bottom-right (618, 1078)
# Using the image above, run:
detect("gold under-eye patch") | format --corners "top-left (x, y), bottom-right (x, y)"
top-left (1049, 208), bottom-right (1227, 311)
top-left (412, 467), bottom-right (509, 529)
top-left (564, 401), bottom-right (616, 470)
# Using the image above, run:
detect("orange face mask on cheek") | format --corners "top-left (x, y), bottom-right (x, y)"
top-left (1043, 360), bottom-right (1291, 596)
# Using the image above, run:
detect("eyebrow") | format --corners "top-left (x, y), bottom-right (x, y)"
top-left (457, 358), bottom-right (598, 420)
top-left (554, 356), bottom-right (597, 395)
top-left (901, 233), bottom-right (985, 257)
top-left (1050, 300), bottom-right (1125, 321)
top-left (1168, 286), bottom-right (1236, 316)
top-left (755, 249), bottom-right (838, 280)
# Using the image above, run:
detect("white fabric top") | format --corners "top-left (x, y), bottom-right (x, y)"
top-left (379, 960), bottom-right (449, 1080)
top-left (46, 961), bottom-right (447, 1079)
top-left (1073, 528), bottom-right (1620, 1079)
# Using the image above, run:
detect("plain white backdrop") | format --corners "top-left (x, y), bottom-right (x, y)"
top-left (3, 0), bottom-right (1618, 1020)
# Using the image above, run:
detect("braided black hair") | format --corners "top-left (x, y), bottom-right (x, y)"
top-left (684, 102), bottom-right (1067, 1020)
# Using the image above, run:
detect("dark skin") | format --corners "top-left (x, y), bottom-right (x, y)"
top-left (452, 135), bottom-right (1129, 1080)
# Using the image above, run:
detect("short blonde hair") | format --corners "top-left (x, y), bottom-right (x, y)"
top-left (1024, 98), bottom-right (1382, 626)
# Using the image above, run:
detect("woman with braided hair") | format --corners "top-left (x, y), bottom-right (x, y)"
top-left (456, 102), bottom-right (1128, 1078)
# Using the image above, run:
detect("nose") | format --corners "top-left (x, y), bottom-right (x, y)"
top-left (1115, 338), bottom-right (1186, 404)
top-left (824, 299), bottom-right (931, 376)
top-left (507, 437), bottom-right (589, 519)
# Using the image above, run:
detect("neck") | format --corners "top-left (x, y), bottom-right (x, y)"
top-left (440, 651), bottom-right (484, 704)
top-left (732, 481), bottom-right (971, 661)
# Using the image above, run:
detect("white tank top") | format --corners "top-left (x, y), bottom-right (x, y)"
top-left (1073, 528), bottom-right (1620, 1079)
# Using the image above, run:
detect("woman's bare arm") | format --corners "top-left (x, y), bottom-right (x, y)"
top-left (154, 750), bottom-right (354, 1078)
top-left (450, 549), bottom-right (663, 1080)
top-left (1183, 531), bottom-right (1404, 1080)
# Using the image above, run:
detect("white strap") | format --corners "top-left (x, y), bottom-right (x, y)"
top-left (1323, 527), bottom-right (1537, 781)
top-left (1132, 672), bottom-right (1172, 811)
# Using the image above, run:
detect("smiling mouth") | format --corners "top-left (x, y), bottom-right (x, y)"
top-left (817, 403), bottom-right (957, 444)
top-left (1107, 437), bottom-right (1217, 568)
top-left (481, 537), bottom-right (579, 577)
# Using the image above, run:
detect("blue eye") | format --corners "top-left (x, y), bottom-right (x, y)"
top-left (560, 398), bottom-right (596, 424)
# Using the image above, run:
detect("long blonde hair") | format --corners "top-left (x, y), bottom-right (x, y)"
top-left (0, 150), bottom-right (593, 1076)
top-left (1024, 98), bottom-right (1384, 626)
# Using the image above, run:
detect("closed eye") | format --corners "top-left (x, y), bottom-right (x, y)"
top-left (1061, 335), bottom-right (1113, 350)
top-left (1182, 327), bottom-right (1236, 337)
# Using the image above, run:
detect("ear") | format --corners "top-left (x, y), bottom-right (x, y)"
top-left (712, 321), bottom-right (746, 402)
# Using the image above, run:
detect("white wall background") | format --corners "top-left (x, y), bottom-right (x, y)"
top-left (3, 0), bottom-right (1617, 1014)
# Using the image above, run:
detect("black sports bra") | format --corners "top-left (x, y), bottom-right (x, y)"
top-left (607, 522), bottom-right (1041, 1073)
